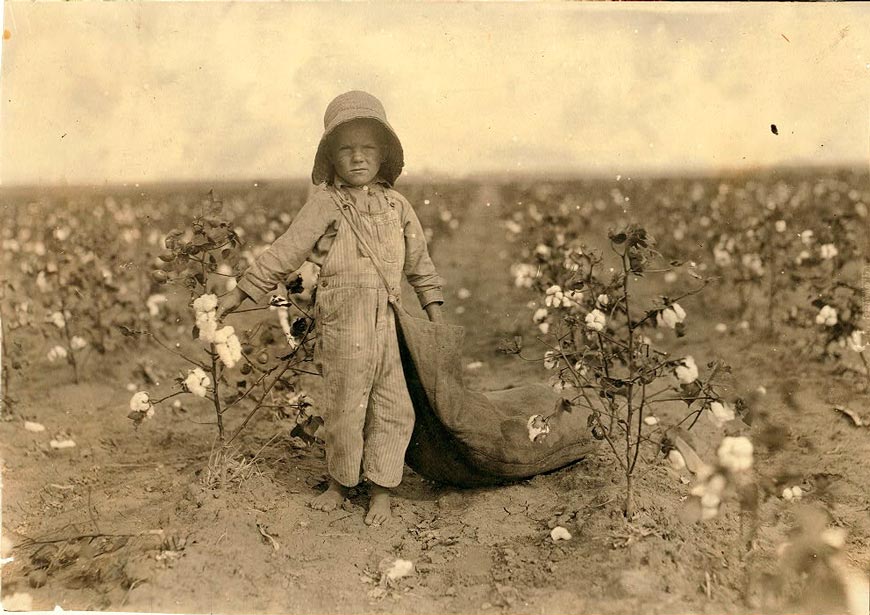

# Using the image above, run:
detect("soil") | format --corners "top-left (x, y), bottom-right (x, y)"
top-left (2, 183), bottom-right (869, 614)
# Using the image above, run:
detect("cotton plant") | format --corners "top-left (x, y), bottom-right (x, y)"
top-left (783, 281), bottom-right (870, 388)
top-left (6, 207), bottom-right (146, 384)
top-left (511, 224), bottom-right (747, 517)
top-left (127, 190), bottom-right (318, 488)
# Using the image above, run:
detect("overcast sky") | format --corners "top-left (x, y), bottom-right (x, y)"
top-left (1, 2), bottom-right (868, 185)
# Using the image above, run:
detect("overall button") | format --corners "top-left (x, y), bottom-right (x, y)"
top-left (321, 280), bottom-right (329, 288)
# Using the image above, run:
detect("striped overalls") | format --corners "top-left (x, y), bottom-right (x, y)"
top-left (314, 185), bottom-right (415, 488)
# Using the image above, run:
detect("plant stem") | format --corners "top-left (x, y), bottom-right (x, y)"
top-left (209, 346), bottom-right (226, 488)
top-left (58, 293), bottom-right (80, 384)
top-left (622, 247), bottom-right (637, 517)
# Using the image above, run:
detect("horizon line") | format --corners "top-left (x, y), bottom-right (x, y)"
top-left (1, 162), bottom-right (868, 192)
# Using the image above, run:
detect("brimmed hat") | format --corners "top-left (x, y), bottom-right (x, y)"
top-left (311, 91), bottom-right (404, 186)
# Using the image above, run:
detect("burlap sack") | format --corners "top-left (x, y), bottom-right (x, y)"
top-left (395, 306), bottom-right (597, 487)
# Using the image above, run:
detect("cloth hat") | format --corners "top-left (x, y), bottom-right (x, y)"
top-left (311, 90), bottom-right (404, 186)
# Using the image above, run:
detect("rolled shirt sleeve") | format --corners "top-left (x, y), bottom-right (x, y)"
top-left (392, 191), bottom-right (445, 308)
top-left (237, 189), bottom-right (337, 303)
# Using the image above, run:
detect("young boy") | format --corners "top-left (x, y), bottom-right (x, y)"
top-left (217, 91), bottom-right (444, 525)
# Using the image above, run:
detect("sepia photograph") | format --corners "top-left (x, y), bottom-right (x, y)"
top-left (1, 2), bottom-right (869, 613)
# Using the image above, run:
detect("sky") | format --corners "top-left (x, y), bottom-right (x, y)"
top-left (0, 2), bottom-right (868, 185)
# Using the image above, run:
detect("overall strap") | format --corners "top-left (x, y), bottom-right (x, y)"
top-left (329, 187), bottom-right (401, 304)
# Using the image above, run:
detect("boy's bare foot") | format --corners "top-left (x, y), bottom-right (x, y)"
top-left (365, 484), bottom-right (391, 526)
top-left (310, 478), bottom-right (348, 512)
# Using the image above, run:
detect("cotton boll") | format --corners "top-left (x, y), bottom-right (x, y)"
top-left (674, 356), bottom-right (699, 384)
top-left (384, 559), bottom-right (414, 580)
top-left (526, 415), bottom-right (550, 442)
top-left (70, 336), bottom-right (87, 351)
top-left (184, 368), bottom-right (211, 397)
top-left (129, 391), bottom-right (151, 412)
top-left (550, 526), bottom-right (572, 542)
top-left (667, 450), bottom-right (686, 470)
top-left (707, 401), bottom-right (735, 427)
top-left (717, 436), bottom-right (753, 472)
top-left (585, 309), bottom-right (606, 332)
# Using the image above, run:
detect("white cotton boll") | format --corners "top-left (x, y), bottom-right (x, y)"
top-left (215, 329), bottom-right (242, 369)
top-left (671, 303), bottom-right (686, 322)
top-left (674, 356), bottom-right (699, 384)
top-left (800, 230), bottom-right (814, 245)
top-left (505, 220), bottom-right (523, 235)
top-left (815, 305), bottom-right (838, 327)
top-left (545, 285), bottom-right (564, 308)
top-left (657, 308), bottom-right (678, 329)
top-left (585, 309), bottom-right (606, 332)
top-left (791, 486), bottom-right (803, 500)
top-left (538, 322), bottom-right (550, 335)
top-left (550, 526), bottom-right (572, 542)
top-left (146, 293), bottom-right (168, 317)
top-left (782, 487), bottom-right (794, 501)
top-left (533, 307), bottom-right (549, 324)
top-left (715, 323), bottom-right (727, 333)
top-left (47, 346), bottom-right (68, 362)
top-left (466, 361), bottom-right (484, 370)
top-left (597, 294), bottom-right (609, 307)
top-left (526, 414), bottom-right (550, 442)
top-left (847, 330), bottom-right (867, 353)
top-left (820, 527), bottom-right (847, 549)
top-left (563, 289), bottom-right (582, 305)
top-left (664, 271), bottom-right (678, 284)
top-left (667, 450), bottom-right (686, 470)
top-left (24, 421), bottom-right (46, 433)
top-left (717, 436), bottom-right (753, 472)
top-left (385, 559), bottom-right (414, 580)
top-left (701, 492), bottom-right (721, 509)
top-left (197, 315), bottom-right (218, 343)
top-left (775, 220), bottom-right (787, 233)
top-left (184, 368), bottom-right (211, 398)
top-left (819, 243), bottom-right (838, 260)
top-left (129, 391), bottom-right (151, 412)
top-left (50, 311), bottom-right (66, 329)
top-left (126, 383), bottom-right (137, 392)
top-left (70, 336), bottom-right (87, 351)
top-left (543, 351), bottom-right (559, 370)
top-left (193, 293), bottom-right (218, 315)
top-left (457, 288), bottom-right (472, 300)
top-left (643, 416), bottom-right (659, 426)
top-left (535, 244), bottom-right (551, 257)
top-left (707, 401), bottom-right (736, 427)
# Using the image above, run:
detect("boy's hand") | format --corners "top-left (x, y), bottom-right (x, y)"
top-left (217, 287), bottom-right (247, 320)
top-left (424, 303), bottom-right (444, 323)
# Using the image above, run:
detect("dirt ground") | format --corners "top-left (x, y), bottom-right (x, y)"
top-left (2, 184), bottom-right (869, 614)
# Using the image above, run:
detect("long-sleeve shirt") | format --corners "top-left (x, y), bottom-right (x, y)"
top-left (237, 178), bottom-right (445, 308)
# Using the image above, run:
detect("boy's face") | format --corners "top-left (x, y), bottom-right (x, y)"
top-left (329, 120), bottom-right (385, 187)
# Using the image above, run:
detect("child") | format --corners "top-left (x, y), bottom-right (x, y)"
top-left (217, 91), bottom-right (444, 526)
